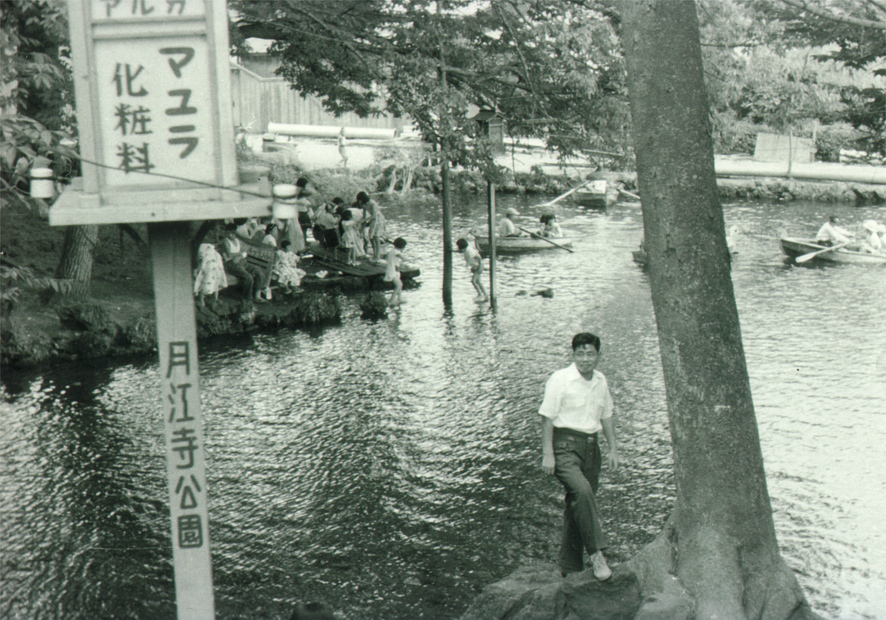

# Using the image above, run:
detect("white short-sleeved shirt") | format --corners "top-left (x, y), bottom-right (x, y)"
top-left (499, 217), bottom-right (517, 237)
top-left (815, 222), bottom-right (852, 244)
top-left (539, 364), bottom-right (613, 435)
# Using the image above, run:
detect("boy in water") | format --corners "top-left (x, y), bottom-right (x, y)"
top-left (456, 238), bottom-right (488, 302)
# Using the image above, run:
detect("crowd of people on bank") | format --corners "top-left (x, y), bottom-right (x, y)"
top-left (193, 178), bottom-right (409, 307)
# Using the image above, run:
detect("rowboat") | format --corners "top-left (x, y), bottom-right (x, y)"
top-left (780, 237), bottom-right (886, 265)
top-left (572, 180), bottom-right (618, 210)
top-left (473, 234), bottom-right (574, 255)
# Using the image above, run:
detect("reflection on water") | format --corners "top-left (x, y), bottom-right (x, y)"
top-left (2, 198), bottom-right (885, 619)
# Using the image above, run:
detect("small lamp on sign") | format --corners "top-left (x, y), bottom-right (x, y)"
top-left (272, 183), bottom-right (298, 220)
top-left (30, 167), bottom-right (56, 199)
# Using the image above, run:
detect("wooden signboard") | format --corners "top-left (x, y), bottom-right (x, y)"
top-left (52, 0), bottom-right (271, 225)
top-left (53, 2), bottom-right (275, 617)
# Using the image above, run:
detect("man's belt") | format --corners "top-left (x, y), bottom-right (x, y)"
top-left (553, 426), bottom-right (598, 441)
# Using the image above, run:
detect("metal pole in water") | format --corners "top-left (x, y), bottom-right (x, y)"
top-left (487, 181), bottom-right (497, 309)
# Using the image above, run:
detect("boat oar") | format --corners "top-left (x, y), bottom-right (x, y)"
top-left (618, 188), bottom-right (641, 201)
top-left (795, 242), bottom-right (849, 263)
top-left (532, 180), bottom-right (590, 209)
top-left (517, 227), bottom-right (574, 253)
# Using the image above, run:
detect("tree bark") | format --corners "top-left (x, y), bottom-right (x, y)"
top-left (54, 225), bottom-right (98, 300)
top-left (619, 1), bottom-right (821, 618)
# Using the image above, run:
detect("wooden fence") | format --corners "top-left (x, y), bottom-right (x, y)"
top-left (231, 62), bottom-right (403, 135)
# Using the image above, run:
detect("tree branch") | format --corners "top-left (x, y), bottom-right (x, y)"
top-left (779, 0), bottom-right (886, 30)
top-left (864, 0), bottom-right (886, 16)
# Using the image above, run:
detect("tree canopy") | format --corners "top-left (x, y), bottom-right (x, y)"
top-left (701, 0), bottom-right (886, 157)
top-left (229, 0), bottom-right (630, 171)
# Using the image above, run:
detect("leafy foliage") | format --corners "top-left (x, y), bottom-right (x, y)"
top-left (229, 0), bottom-right (628, 174)
top-left (1, 0), bottom-right (79, 209)
top-left (726, 0), bottom-right (886, 155)
top-left (747, 0), bottom-right (886, 70)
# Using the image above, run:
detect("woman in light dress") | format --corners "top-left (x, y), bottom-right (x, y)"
top-left (273, 240), bottom-right (306, 293)
top-left (193, 243), bottom-right (227, 306)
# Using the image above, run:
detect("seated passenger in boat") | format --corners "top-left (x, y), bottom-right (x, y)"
top-left (498, 208), bottom-right (522, 237)
top-left (815, 215), bottom-right (854, 246)
top-left (860, 220), bottom-right (885, 254)
top-left (538, 213), bottom-right (563, 238)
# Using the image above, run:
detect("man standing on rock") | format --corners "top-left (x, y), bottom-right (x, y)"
top-left (540, 332), bottom-right (620, 580)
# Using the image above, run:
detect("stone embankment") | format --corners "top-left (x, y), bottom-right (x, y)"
top-left (0, 287), bottom-right (393, 370)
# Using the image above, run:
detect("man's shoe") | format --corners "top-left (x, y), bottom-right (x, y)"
top-left (592, 551), bottom-right (612, 581)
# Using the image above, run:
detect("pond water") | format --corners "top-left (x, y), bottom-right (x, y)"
top-left (2, 195), bottom-right (885, 620)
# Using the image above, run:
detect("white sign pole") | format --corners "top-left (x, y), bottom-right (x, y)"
top-left (59, 3), bottom-right (273, 611)
top-left (151, 222), bottom-right (215, 619)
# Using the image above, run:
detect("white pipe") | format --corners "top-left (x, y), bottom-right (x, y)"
top-left (714, 158), bottom-right (886, 185)
top-left (267, 123), bottom-right (398, 140)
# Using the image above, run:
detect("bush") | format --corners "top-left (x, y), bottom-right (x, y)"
top-left (816, 123), bottom-right (864, 162)
top-left (712, 112), bottom-right (768, 155)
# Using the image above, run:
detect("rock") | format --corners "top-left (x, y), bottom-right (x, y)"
top-left (57, 303), bottom-right (111, 332)
top-left (459, 564), bottom-right (642, 620)
top-left (633, 575), bottom-right (692, 620)
top-left (359, 291), bottom-right (389, 319)
top-left (532, 288), bottom-right (554, 298)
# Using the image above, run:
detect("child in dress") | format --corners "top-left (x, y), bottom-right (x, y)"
top-left (340, 209), bottom-right (361, 266)
top-left (273, 240), bottom-right (306, 294)
top-left (194, 243), bottom-right (227, 306)
top-left (456, 237), bottom-right (488, 302)
top-left (384, 237), bottom-right (407, 307)
top-left (356, 191), bottom-right (386, 262)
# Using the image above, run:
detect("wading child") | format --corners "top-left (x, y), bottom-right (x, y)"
top-left (456, 237), bottom-right (488, 302)
top-left (384, 237), bottom-right (407, 307)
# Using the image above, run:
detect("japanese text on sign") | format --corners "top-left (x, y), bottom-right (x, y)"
top-left (94, 32), bottom-right (216, 188)
top-left (163, 340), bottom-right (207, 549)
top-left (93, 0), bottom-right (204, 19)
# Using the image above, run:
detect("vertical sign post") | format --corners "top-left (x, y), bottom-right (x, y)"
top-left (152, 222), bottom-right (214, 619)
top-left (57, 2), bottom-right (274, 617)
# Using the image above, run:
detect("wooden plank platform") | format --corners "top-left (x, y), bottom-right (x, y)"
top-left (306, 246), bottom-right (421, 280)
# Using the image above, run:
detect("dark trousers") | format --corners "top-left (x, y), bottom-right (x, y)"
top-left (553, 428), bottom-right (608, 573)
top-left (225, 259), bottom-right (260, 299)
top-left (313, 225), bottom-right (339, 249)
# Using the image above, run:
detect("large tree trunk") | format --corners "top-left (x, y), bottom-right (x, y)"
top-left (54, 224), bottom-right (98, 300)
top-left (620, 2), bottom-right (820, 618)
